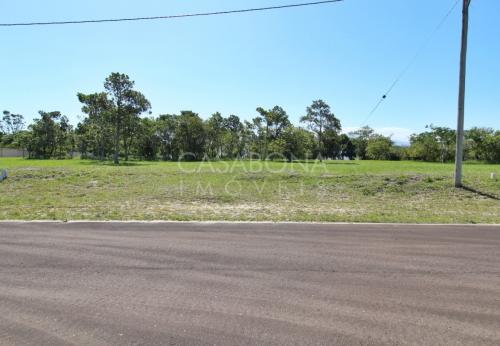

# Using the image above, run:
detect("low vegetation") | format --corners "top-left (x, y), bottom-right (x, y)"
top-left (0, 158), bottom-right (498, 223)
top-left (1, 73), bottom-right (499, 164)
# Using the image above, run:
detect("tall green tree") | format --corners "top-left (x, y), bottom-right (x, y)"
top-left (339, 134), bottom-right (356, 160)
top-left (104, 73), bottom-right (151, 164)
top-left (255, 106), bottom-right (290, 159)
top-left (175, 111), bottom-right (206, 161)
top-left (427, 125), bottom-right (455, 163)
top-left (2, 111), bottom-right (25, 134)
top-left (322, 129), bottom-right (341, 159)
top-left (122, 90), bottom-right (151, 161)
top-left (56, 115), bottom-right (74, 158)
top-left (300, 100), bottom-right (341, 161)
top-left (77, 92), bottom-right (113, 160)
top-left (1, 111), bottom-right (26, 149)
top-left (205, 112), bottom-right (225, 159)
top-left (135, 117), bottom-right (160, 160)
top-left (255, 107), bottom-right (272, 159)
top-left (223, 115), bottom-right (244, 159)
top-left (240, 121), bottom-right (255, 159)
top-left (28, 111), bottom-right (71, 159)
top-left (156, 114), bottom-right (179, 161)
top-left (270, 126), bottom-right (315, 161)
top-left (349, 126), bottom-right (375, 160)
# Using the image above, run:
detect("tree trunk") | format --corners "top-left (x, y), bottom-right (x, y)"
top-left (113, 124), bottom-right (120, 165)
top-left (125, 139), bottom-right (130, 162)
top-left (99, 141), bottom-right (104, 161)
top-left (98, 132), bottom-right (104, 161)
top-left (264, 124), bottom-right (269, 160)
top-left (317, 121), bottom-right (324, 162)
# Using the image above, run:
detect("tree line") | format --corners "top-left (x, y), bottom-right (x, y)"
top-left (1, 73), bottom-right (499, 164)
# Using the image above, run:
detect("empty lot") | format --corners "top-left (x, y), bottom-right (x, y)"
top-left (1, 158), bottom-right (499, 223)
top-left (0, 222), bottom-right (499, 345)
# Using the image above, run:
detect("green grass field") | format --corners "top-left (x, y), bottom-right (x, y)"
top-left (0, 158), bottom-right (498, 223)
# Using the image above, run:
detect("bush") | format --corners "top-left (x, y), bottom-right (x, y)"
top-left (484, 133), bottom-right (500, 163)
top-left (366, 135), bottom-right (396, 160)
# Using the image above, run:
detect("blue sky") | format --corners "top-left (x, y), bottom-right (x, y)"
top-left (0, 0), bottom-right (498, 144)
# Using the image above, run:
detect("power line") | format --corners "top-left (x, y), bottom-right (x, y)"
top-left (0, 0), bottom-right (343, 27)
top-left (360, 0), bottom-right (460, 127)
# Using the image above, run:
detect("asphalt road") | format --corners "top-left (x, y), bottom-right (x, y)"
top-left (0, 222), bottom-right (499, 345)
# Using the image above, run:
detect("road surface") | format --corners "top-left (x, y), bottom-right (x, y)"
top-left (0, 222), bottom-right (499, 345)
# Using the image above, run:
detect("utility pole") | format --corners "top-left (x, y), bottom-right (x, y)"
top-left (454, 0), bottom-right (471, 188)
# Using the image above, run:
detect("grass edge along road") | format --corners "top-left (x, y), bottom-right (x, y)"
top-left (0, 158), bottom-right (498, 223)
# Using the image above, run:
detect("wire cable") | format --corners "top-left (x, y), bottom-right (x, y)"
top-left (0, 0), bottom-right (343, 27)
top-left (360, 0), bottom-right (460, 127)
